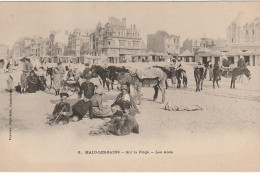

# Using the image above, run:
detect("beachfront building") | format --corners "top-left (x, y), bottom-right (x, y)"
top-left (90, 17), bottom-right (146, 63)
top-left (147, 31), bottom-right (180, 58)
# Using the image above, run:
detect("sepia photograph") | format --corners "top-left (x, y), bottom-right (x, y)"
top-left (0, 1), bottom-right (259, 171)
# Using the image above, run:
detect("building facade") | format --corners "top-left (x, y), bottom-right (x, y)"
top-left (180, 38), bottom-right (201, 53)
top-left (67, 28), bottom-right (91, 57)
top-left (11, 37), bottom-right (48, 59)
top-left (147, 31), bottom-right (180, 55)
top-left (90, 17), bottom-right (146, 63)
top-left (226, 13), bottom-right (260, 66)
top-left (226, 14), bottom-right (260, 50)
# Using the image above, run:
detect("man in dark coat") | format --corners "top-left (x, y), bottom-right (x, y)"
top-left (81, 63), bottom-right (92, 79)
top-left (213, 61), bottom-right (221, 89)
top-left (78, 76), bottom-right (95, 99)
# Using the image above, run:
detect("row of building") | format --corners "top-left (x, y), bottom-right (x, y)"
top-left (3, 14), bottom-right (260, 66)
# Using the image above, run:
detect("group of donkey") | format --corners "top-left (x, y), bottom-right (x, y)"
top-left (45, 62), bottom-right (251, 105)
top-left (91, 65), bottom-right (187, 104)
top-left (194, 61), bottom-right (251, 92)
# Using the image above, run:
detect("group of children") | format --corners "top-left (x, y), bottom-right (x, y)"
top-left (49, 82), bottom-right (140, 136)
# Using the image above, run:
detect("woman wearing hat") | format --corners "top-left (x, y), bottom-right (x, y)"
top-left (53, 62), bottom-right (65, 96)
top-left (113, 85), bottom-right (140, 116)
top-left (50, 92), bottom-right (72, 125)
top-left (90, 87), bottom-right (110, 117)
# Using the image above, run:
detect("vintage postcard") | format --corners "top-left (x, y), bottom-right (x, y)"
top-left (0, 1), bottom-right (259, 171)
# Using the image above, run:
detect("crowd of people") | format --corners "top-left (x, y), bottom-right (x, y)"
top-left (5, 55), bottom-right (250, 136)
top-left (43, 62), bottom-right (140, 136)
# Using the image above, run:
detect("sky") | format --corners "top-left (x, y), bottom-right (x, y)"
top-left (0, 2), bottom-right (259, 48)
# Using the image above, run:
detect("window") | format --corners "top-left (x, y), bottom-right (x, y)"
top-left (246, 30), bottom-right (248, 35)
top-left (108, 41), bottom-right (111, 45)
top-left (252, 30), bottom-right (255, 35)
top-left (119, 40), bottom-right (125, 46)
top-left (128, 41), bottom-right (131, 46)
top-left (133, 41), bottom-right (139, 47)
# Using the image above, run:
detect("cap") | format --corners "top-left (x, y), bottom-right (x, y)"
top-left (60, 92), bottom-right (69, 98)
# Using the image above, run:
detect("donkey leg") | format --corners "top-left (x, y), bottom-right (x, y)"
top-left (126, 83), bottom-right (131, 94)
top-left (153, 85), bottom-right (159, 101)
top-left (233, 79), bottom-right (236, 89)
top-left (216, 79), bottom-right (219, 88)
top-left (160, 85), bottom-right (166, 104)
top-left (105, 79), bottom-right (110, 91)
top-left (111, 79), bottom-right (114, 90)
top-left (136, 87), bottom-right (142, 105)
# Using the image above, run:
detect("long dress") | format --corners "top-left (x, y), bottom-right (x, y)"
top-left (53, 66), bottom-right (65, 91)
top-left (53, 68), bottom-right (61, 90)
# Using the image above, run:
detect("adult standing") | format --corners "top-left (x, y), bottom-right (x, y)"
top-left (24, 59), bottom-right (33, 76)
top-left (53, 62), bottom-right (65, 96)
top-left (213, 61), bottom-right (220, 89)
top-left (81, 63), bottom-right (92, 80)
top-left (37, 66), bottom-right (47, 91)
top-left (208, 62), bottom-right (213, 81)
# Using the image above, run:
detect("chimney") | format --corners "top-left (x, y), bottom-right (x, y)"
top-left (122, 18), bottom-right (126, 26)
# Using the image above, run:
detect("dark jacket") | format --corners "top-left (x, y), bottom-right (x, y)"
top-left (72, 100), bottom-right (93, 119)
top-left (78, 82), bottom-right (95, 99)
top-left (81, 68), bottom-right (92, 79)
top-left (52, 102), bottom-right (71, 116)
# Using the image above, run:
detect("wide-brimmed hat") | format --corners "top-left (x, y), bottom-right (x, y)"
top-left (60, 92), bottom-right (69, 98)
top-left (120, 85), bottom-right (128, 91)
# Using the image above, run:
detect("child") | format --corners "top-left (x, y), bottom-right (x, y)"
top-left (20, 71), bottom-right (28, 93)
top-left (7, 74), bottom-right (14, 92)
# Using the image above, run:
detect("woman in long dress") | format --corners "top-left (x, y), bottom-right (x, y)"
top-left (53, 62), bottom-right (65, 96)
